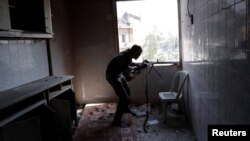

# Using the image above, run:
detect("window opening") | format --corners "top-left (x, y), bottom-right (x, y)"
top-left (116, 0), bottom-right (179, 62)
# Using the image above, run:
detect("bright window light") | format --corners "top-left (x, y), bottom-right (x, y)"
top-left (116, 0), bottom-right (179, 62)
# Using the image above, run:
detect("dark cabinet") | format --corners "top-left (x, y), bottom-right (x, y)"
top-left (0, 76), bottom-right (78, 141)
top-left (0, 0), bottom-right (53, 38)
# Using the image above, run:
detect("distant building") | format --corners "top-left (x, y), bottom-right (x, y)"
top-left (117, 12), bottom-right (141, 51)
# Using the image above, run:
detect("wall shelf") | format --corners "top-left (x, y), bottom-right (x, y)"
top-left (0, 30), bottom-right (53, 39)
top-left (0, 75), bottom-right (77, 141)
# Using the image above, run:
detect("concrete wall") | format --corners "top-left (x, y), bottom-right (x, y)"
top-left (50, 0), bottom-right (73, 75)
top-left (71, 0), bottom-right (117, 104)
top-left (180, 0), bottom-right (250, 140)
top-left (129, 65), bottom-right (180, 104)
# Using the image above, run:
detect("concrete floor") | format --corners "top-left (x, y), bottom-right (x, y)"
top-left (135, 106), bottom-right (196, 141)
top-left (73, 103), bottom-right (196, 141)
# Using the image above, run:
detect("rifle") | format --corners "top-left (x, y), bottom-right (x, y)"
top-left (125, 60), bottom-right (149, 81)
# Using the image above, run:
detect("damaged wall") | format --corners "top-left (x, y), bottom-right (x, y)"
top-left (180, 0), bottom-right (250, 140)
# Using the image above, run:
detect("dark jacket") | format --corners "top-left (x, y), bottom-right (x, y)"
top-left (106, 49), bottom-right (132, 81)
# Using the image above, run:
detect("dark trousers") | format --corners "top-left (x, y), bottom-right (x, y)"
top-left (107, 77), bottom-right (130, 123)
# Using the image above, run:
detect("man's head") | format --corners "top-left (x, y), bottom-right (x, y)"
top-left (130, 45), bottom-right (142, 59)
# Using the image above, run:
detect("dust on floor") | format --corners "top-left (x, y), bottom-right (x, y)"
top-left (73, 103), bottom-right (196, 141)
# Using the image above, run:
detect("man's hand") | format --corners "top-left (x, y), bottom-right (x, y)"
top-left (143, 59), bottom-right (149, 63)
top-left (125, 60), bottom-right (149, 81)
top-left (139, 60), bottom-right (149, 69)
top-left (130, 66), bottom-right (141, 75)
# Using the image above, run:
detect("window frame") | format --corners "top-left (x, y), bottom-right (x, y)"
top-left (114, 0), bottom-right (182, 65)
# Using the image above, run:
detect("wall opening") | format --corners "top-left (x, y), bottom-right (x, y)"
top-left (116, 0), bottom-right (180, 63)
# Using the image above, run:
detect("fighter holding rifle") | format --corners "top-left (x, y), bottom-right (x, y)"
top-left (106, 45), bottom-right (149, 127)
